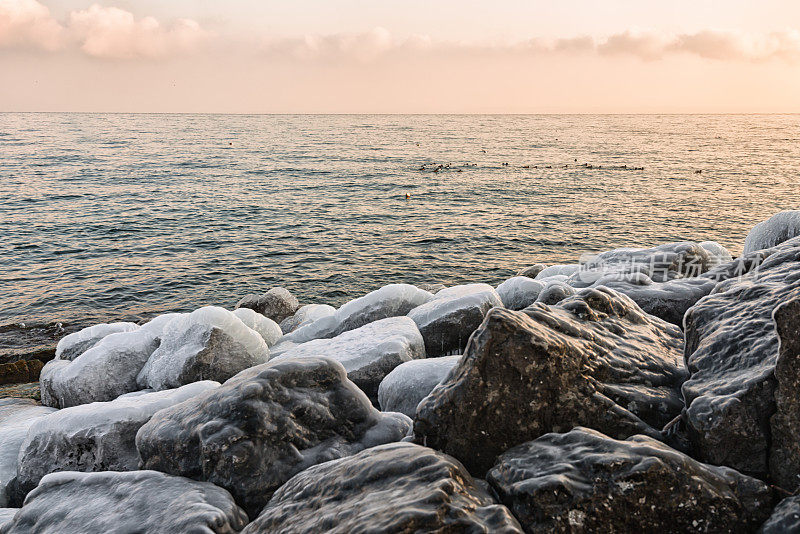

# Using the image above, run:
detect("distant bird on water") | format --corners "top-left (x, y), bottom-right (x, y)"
top-left (405, 193), bottom-right (411, 199)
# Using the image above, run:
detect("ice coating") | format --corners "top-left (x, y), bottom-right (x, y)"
top-left (408, 284), bottom-right (501, 327)
top-left (743, 210), bottom-right (800, 253)
top-left (279, 303), bottom-right (336, 334)
top-left (232, 308), bottom-right (282, 346)
top-left (55, 322), bottom-right (140, 361)
top-left (495, 277), bottom-right (545, 310)
top-left (535, 264), bottom-right (581, 279)
top-left (377, 355), bottom-right (460, 418)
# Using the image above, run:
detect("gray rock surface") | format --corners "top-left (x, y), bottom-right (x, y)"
top-left (534, 280), bottom-right (575, 305)
top-left (770, 297), bottom-right (800, 491)
top-left (495, 277), bottom-right (545, 310)
top-left (414, 287), bottom-right (685, 474)
top-left (236, 287), bottom-right (300, 323)
top-left (0, 470), bottom-right (247, 534)
top-left (744, 210), bottom-right (800, 253)
top-left (54, 322), bottom-right (139, 362)
top-left (0, 509), bottom-right (15, 531)
top-left (278, 303), bottom-right (335, 334)
top-left (10, 381), bottom-right (218, 505)
top-left (377, 355), bottom-right (460, 417)
top-left (242, 442), bottom-right (522, 534)
top-left (408, 283), bottom-right (503, 357)
top-left (760, 495), bottom-right (800, 534)
top-left (516, 264), bottom-right (547, 278)
top-left (487, 427), bottom-right (772, 533)
top-left (136, 356), bottom-right (411, 517)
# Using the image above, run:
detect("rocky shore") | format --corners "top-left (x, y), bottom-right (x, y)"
top-left (1, 210), bottom-right (800, 532)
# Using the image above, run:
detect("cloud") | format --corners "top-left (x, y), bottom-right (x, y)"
top-left (0, 0), bottom-right (64, 50)
top-left (670, 29), bottom-right (800, 62)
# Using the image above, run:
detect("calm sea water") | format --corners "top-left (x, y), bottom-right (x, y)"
top-left (1, 113), bottom-right (798, 359)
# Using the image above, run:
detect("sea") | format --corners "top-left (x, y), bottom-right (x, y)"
top-left (1, 113), bottom-right (798, 360)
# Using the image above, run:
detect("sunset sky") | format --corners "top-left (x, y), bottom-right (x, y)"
top-left (2, 0), bottom-right (800, 113)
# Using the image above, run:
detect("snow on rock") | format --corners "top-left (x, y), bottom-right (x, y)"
top-left (278, 303), bottom-right (335, 334)
top-left (377, 355), bottom-right (460, 418)
top-left (136, 356), bottom-right (411, 518)
top-left (236, 287), bottom-right (300, 323)
top-left (1, 470), bottom-right (248, 534)
top-left (495, 277), bottom-right (545, 311)
top-left (54, 322), bottom-right (139, 362)
top-left (9, 381), bottom-right (218, 505)
top-left (487, 428), bottom-right (772, 533)
top-left (243, 442), bottom-right (522, 534)
top-left (136, 306), bottom-right (269, 391)
top-left (407, 283), bottom-right (503, 357)
top-left (232, 308), bottom-right (282, 346)
top-left (0, 400), bottom-right (56, 507)
top-left (270, 317), bottom-right (425, 404)
top-left (743, 210), bottom-right (800, 254)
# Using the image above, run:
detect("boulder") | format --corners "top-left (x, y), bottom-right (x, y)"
top-left (534, 280), bottom-right (575, 305)
top-left (417, 282), bottom-right (446, 294)
top-left (136, 357), bottom-right (411, 517)
top-left (516, 264), bottom-right (547, 278)
top-left (744, 210), bottom-right (800, 253)
top-left (54, 322), bottom-right (139, 362)
top-left (232, 308), bottom-right (282, 346)
top-left (10, 381), bottom-right (219, 504)
top-left (0, 509), bottom-right (16, 530)
top-left (377, 355), bottom-right (460, 418)
top-left (534, 264), bottom-right (580, 279)
top-left (137, 306), bottom-right (269, 391)
top-left (760, 495), bottom-right (800, 534)
top-left (495, 277), bottom-right (545, 310)
top-left (1, 470), bottom-right (247, 534)
top-left (682, 237), bottom-right (800, 482)
top-left (236, 287), bottom-right (300, 323)
top-left (408, 283), bottom-right (503, 357)
top-left (0, 360), bottom-right (43, 386)
top-left (414, 287), bottom-right (685, 474)
top-left (270, 317), bottom-right (425, 404)
top-left (242, 442), bottom-right (522, 534)
top-left (278, 304), bottom-right (335, 334)
top-left (487, 427), bottom-right (772, 533)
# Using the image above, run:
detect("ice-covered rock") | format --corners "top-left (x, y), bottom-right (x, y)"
top-left (417, 282), bottom-right (446, 294)
top-left (236, 286), bottom-right (300, 323)
top-left (487, 427), bottom-right (771, 533)
top-left (270, 317), bottom-right (425, 404)
top-left (495, 277), bottom-right (545, 310)
top-left (243, 442), bottom-right (522, 534)
top-left (760, 495), bottom-right (800, 534)
top-left (54, 322), bottom-right (139, 361)
top-left (700, 240), bottom-right (733, 264)
top-left (535, 264), bottom-right (580, 279)
top-left (278, 303), bottom-right (335, 334)
top-left (682, 236), bottom-right (800, 483)
top-left (137, 306), bottom-right (269, 391)
top-left (232, 307), bottom-right (281, 346)
top-left (0, 400), bottom-right (56, 507)
top-left (516, 263), bottom-right (547, 278)
top-left (414, 287), bottom-right (685, 474)
top-left (1, 470), bottom-right (247, 534)
top-left (377, 355), bottom-right (460, 418)
top-left (10, 381), bottom-right (218, 504)
top-left (407, 283), bottom-right (502, 357)
top-left (743, 210), bottom-right (800, 254)
top-left (136, 356), bottom-right (411, 517)
top-left (534, 280), bottom-right (575, 305)
top-left (0, 509), bottom-right (16, 530)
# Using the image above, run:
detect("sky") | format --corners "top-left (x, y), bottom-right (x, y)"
top-left (1, 0), bottom-right (800, 113)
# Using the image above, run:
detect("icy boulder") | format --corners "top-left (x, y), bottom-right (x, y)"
top-left (743, 210), bottom-right (800, 253)
top-left (487, 428), bottom-right (771, 533)
top-left (495, 277), bottom-right (545, 311)
top-left (1, 470), bottom-right (247, 534)
top-left (534, 280), bottom-right (576, 305)
top-left (760, 495), bottom-right (800, 534)
top-left (278, 303), bottom-right (335, 334)
top-left (270, 317), bottom-right (425, 403)
top-left (244, 442), bottom-right (522, 534)
top-left (377, 355), bottom-right (460, 418)
top-left (407, 283), bottom-right (503, 357)
top-left (137, 357), bottom-right (411, 517)
top-left (232, 308), bottom-right (281, 346)
top-left (0, 400), bottom-right (56, 507)
top-left (55, 322), bottom-right (139, 361)
top-left (137, 306), bottom-right (269, 391)
top-left (10, 381), bottom-right (218, 504)
top-left (535, 264), bottom-right (580, 279)
top-left (236, 287), bottom-right (300, 323)
top-left (516, 264), bottom-right (547, 278)
top-left (0, 509), bottom-right (15, 530)
top-left (414, 287), bottom-right (685, 474)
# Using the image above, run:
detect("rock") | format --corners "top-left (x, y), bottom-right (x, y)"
top-left (535, 264), bottom-right (580, 279)
top-left (0, 360), bottom-right (43, 386)
top-left (10, 381), bottom-right (219, 505)
top-left (744, 210), bottom-right (800, 253)
top-left (278, 304), bottom-right (335, 334)
top-left (516, 263), bottom-right (547, 278)
top-left (408, 283), bottom-right (503, 357)
top-left (1, 470), bottom-right (247, 534)
top-left (0, 400), bottom-right (56, 507)
top-left (136, 356), bottom-right (411, 517)
top-left (232, 308), bottom-right (282, 346)
top-left (414, 287), bottom-right (685, 474)
top-left (534, 280), bottom-right (575, 305)
top-left (242, 442), bottom-right (522, 534)
top-left (682, 237), bottom-right (800, 481)
top-left (54, 322), bottom-right (139, 362)
top-left (487, 427), bottom-right (772, 533)
top-left (760, 495), bottom-right (800, 533)
top-left (0, 509), bottom-right (15, 530)
top-left (284, 284), bottom-right (434, 345)
top-left (700, 241), bottom-right (734, 264)
top-left (417, 282), bottom-right (446, 294)
top-left (236, 287), bottom-right (300, 323)
top-left (137, 306), bottom-right (269, 391)
top-left (495, 277), bottom-right (545, 310)
top-left (378, 355), bottom-right (460, 418)
top-left (270, 317), bottom-right (425, 404)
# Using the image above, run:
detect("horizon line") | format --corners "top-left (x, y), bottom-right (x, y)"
top-left (2, 111), bottom-right (800, 116)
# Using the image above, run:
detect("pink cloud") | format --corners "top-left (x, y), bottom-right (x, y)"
top-left (0, 0), bottom-right (64, 51)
